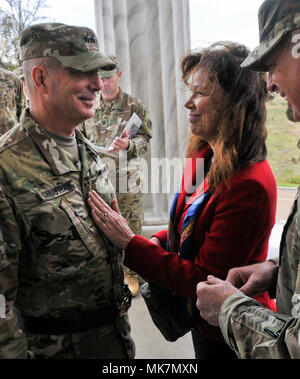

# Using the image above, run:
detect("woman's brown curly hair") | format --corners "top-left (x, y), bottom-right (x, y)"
top-left (182, 41), bottom-right (269, 193)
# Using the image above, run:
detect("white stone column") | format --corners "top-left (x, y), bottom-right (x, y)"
top-left (94, 0), bottom-right (191, 237)
top-left (112, 0), bottom-right (131, 92)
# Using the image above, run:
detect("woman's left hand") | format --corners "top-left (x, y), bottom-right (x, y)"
top-left (88, 190), bottom-right (135, 249)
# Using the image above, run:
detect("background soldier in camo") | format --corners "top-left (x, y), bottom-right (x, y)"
top-left (0, 22), bottom-right (135, 359)
top-left (196, 0), bottom-right (300, 359)
top-left (81, 56), bottom-right (152, 296)
top-left (0, 67), bottom-right (25, 136)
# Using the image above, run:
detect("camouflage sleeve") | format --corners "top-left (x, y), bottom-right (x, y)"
top-left (219, 293), bottom-right (300, 359)
top-left (0, 186), bottom-right (27, 359)
top-left (127, 104), bottom-right (152, 157)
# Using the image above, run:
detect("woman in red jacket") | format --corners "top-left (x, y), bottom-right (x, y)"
top-left (88, 41), bottom-right (277, 359)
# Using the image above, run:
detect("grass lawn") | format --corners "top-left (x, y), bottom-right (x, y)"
top-left (265, 95), bottom-right (300, 187)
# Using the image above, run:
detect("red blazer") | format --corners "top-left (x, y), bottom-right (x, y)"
top-left (124, 147), bottom-right (277, 341)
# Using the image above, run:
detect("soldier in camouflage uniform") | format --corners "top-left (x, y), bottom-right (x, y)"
top-left (81, 56), bottom-right (152, 296)
top-left (0, 67), bottom-right (24, 136)
top-left (195, 0), bottom-right (300, 359)
top-left (0, 23), bottom-right (135, 359)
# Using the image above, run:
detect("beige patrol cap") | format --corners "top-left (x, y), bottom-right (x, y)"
top-left (98, 55), bottom-right (119, 78)
top-left (20, 22), bottom-right (116, 72)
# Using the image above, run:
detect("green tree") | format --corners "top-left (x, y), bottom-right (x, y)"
top-left (0, 0), bottom-right (50, 69)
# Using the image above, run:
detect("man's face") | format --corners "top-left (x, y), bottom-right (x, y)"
top-left (101, 71), bottom-right (121, 99)
top-left (265, 33), bottom-right (300, 121)
top-left (46, 66), bottom-right (103, 125)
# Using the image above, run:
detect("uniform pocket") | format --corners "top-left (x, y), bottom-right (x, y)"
top-left (59, 198), bottom-right (99, 257)
top-left (22, 180), bottom-right (107, 278)
top-left (29, 197), bottom-right (98, 278)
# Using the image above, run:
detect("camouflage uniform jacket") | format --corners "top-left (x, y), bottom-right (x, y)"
top-left (81, 89), bottom-right (152, 191)
top-left (0, 68), bottom-right (24, 136)
top-left (219, 186), bottom-right (300, 359)
top-left (0, 109), bottom-right (134, 358)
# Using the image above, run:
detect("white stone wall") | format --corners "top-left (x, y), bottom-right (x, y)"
top-left (94, 0), bottom-right (191, 235)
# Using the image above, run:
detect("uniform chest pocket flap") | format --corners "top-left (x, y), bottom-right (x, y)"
top-left (59, 198), bottom-right (99, 257)
top-left (36, 180), bottom-right (100, 258)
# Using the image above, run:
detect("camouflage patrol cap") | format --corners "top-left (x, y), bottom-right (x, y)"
top-left (99, 55), bottom-right (119, 78)
top-left (241, 0), bottom-right (300, 71)
top-left (20, 23), bottom-right (116, 72)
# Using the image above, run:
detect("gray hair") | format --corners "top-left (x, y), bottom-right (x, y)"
top-left (22, 56), bottom-right (62, 94)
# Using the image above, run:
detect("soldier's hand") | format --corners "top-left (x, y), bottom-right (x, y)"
top-left (196, 276), bottom-right (241, 326)
top-left (226, 261), bottom-right (277, 297)
top-left (110, 130), bottom-right (129, 152)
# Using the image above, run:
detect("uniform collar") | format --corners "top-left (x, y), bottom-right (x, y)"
top-left (99, 88), bottom-right (124, 111)
top-left (23, 109), bottom-right (98, 176)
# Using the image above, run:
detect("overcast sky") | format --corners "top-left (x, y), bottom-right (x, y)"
top-left (1, 0), bottom-right (265, 50)
top-left (189, 0), bottom-right (265, 49)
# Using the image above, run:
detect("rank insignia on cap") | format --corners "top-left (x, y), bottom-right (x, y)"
top-left (84, 34), bottom-right (96, 44)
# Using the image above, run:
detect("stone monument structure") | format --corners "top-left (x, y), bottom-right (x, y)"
top-left (94, 0), bottom-right (191, 237)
